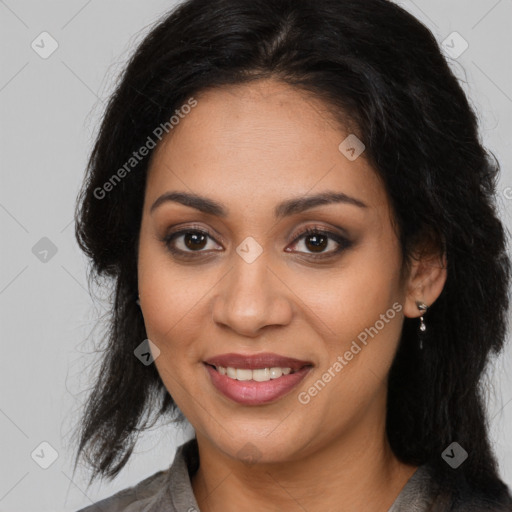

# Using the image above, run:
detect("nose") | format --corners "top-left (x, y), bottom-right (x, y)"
top-left (211, 253), bottom-right (294, 337)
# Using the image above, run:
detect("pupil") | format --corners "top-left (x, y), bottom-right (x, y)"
top-left (306, 234), bottom-right (327, 253)
top-left (185, 232), bottom-right (207, 250)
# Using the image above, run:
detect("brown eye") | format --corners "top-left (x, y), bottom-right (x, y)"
top-left (163, 228), bottom-right (222, 256)
top-left (287, 227), bottom-right (351, 258)
top-left (304, 232), bottom-right (329, 253)
top-left (163, 225), bottom-right (352, 261)
top-left (183, 232), bottom-right (208, 251)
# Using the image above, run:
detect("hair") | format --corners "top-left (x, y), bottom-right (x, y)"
top-left (73, 0), bottom-right (512, 505)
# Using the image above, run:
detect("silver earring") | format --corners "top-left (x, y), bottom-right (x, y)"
top-left (416, 301), bottom-right (428, 349)
top-left (136, 294), bottom-right (141, 306)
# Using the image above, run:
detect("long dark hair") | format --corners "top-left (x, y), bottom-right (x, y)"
top-left (73, 0), bottom-right (512, 503)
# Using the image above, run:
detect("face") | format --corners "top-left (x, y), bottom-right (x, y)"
top-left (137, 79), bottom-right (412, 464)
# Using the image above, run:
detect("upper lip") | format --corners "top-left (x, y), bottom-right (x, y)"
top-left (204, 352), bottom-right (313, 370)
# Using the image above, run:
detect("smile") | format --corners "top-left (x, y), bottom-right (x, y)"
top-left (203, 353), bottom-right (313, 405)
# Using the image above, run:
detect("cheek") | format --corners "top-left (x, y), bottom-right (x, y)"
top-left (302, 243), bottom-right (402, 340)
top-left (138, 226), bottom-right (205, 324)
top-left (137, 232), bottom-right (207, 363)
top-left (301, 240), bottom-right (404, 400)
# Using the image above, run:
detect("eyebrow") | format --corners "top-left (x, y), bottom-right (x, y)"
top-left (150, 190), bottom-right (368, 218)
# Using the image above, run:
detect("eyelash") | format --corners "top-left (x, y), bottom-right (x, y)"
top-left (162, 224), bottom-right (352, 261)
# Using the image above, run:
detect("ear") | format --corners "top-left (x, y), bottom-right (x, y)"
top-left (402, 234), bottom-right (448, 319)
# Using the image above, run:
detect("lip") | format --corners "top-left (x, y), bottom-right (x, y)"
top-left (204, 352), bottom-right (312, 370)
top-left (203, 352), bottom-right (313, 406)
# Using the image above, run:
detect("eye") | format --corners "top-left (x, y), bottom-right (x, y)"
top-left (163, 226), bottom-right (222, 257)
top-left (286, 226), bottom-right (352, 259)
top-left (162, 224), bottom-right (352, 260)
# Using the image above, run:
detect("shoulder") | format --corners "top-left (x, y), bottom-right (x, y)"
top-left (390, 463), bottom-right (512, 512)
top-left (429, 465), bottom-right (512, 512)
top-left (75, 468), bottom-right (170, 512)
top-left (448, 482), bottom-right (512, 512)
top-left (448, 494), bottom-right (512, 512)
top-left (75, 438), bottom-right (200, 512)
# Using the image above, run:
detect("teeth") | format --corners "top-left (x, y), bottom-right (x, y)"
top-left (236, 369), bottom-right (252, 381)
top-left (215, 366), bottom-right (294, 381)
top-left (253, 368), bottom-right (270, 382)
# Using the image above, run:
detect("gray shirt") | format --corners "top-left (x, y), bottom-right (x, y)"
top-left (75, 439), bottom-right (506, 512)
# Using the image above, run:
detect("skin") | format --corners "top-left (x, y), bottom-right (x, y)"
top-left (137, 78), bottom-right (447, 512)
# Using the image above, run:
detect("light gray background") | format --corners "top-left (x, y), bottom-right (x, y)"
top-left (1, 1), bottom-right (511, 510)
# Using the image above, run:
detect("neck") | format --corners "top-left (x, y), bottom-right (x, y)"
top-left (191, 417), bottom-right (418, 512)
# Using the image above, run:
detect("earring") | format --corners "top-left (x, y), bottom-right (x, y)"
top-left (416, 301), bottom-right (428, 349)
top-left (136, 294), bottom-right (141, 306)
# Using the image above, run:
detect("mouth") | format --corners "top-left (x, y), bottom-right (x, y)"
top-left (203, 353), bottom-right (313, 405)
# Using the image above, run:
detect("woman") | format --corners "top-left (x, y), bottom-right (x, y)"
top-left (72, 0), bottom-right (512, 510)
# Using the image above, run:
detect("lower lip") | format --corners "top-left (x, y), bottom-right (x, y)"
top-left (204, 364), bottom-right (311, 405)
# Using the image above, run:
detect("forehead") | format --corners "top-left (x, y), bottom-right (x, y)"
top-left (145, 79), bottom-right (387, 215)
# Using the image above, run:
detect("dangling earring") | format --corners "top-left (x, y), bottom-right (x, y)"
top-left (136, 294), bottom-right (141, 306)
top-left (416, 301), bottom-right (428, 349)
